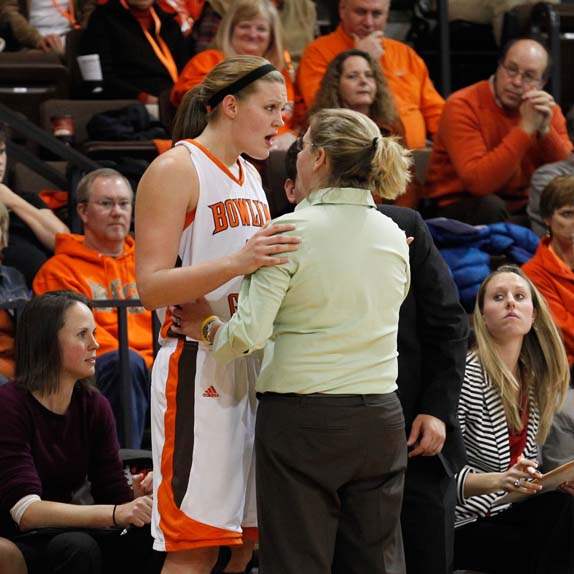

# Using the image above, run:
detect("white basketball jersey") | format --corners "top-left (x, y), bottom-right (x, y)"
top-left (159, 138), bottom-right (271, 339)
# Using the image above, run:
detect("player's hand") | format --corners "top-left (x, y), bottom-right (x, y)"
top-left (170, 299), bottom-right (214, 341)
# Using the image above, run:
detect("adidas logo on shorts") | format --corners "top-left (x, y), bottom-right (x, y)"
top-left (202, 386), bottom-right (220, 398)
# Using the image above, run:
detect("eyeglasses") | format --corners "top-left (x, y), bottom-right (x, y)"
top-left (499, 62), bottom-right (543, 86)
top-left (295, 137), bottom-right (316, 153)
top-left (82, 199), bottom-right (132, 212)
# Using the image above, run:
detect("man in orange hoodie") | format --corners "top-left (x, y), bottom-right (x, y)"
top-left (297, 0), bottom-right (444, 149)
top-left (425, 37), bottom-right (572, 224)
top-left (33, 168), bottom-right (152, 448)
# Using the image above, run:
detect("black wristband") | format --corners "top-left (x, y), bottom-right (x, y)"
top-left (112, 504), bottom-right (118, 527)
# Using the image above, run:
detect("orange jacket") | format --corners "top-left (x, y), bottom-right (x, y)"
top-left (425, 80), bottom-right (572, 211)
top-left (171, 49), bottom-right (297, 131)
top-left (33, 234), bottom-right (154, 368)
top-left (296, 25), bottom-right (444, 149)
top-left (523, 238), bottom-right (574, 366)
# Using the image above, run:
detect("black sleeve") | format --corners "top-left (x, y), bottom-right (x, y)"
top-left (410, 210), bottom-right (469, 426)
top-left (80, 9), bottom-right (143, 99)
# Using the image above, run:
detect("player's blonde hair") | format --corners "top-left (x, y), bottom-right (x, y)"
top-left (173, 55), bottom-right (284, 141)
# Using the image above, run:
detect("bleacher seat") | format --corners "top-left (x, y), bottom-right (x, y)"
top-left (39, 99), bottom-right (158, 162)
top-left (0, 52), bottom-right (69, 125)
top-left (12, 161), bottom-right (67, 195)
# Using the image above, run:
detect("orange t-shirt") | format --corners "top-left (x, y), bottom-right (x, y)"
top-left (171, 49), bottom-right (297, 132)
top-left (424, 80), bottom-right (572, 211)
top-left (296, 25), bottom-right (444, 149)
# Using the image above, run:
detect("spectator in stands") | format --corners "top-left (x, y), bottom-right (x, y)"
top-left (184, 0), bottom-right (315, 62)
top-left (79, 0), bottom-right (187, 103)
top-left (454, 265), bottom-right (574, 574)
top-left (0, 291), bottom-right (160, 574)
top-left (33, 168), bottom-right (151, 448)
top-left (523, 176), bottom-right (574, 366)
top-left (309, 49), bottom-right (402, 139)
top-left (0, 0), bottom-right (95, 53)
top-left (279, 132), bottom-right (469, 574)
top-left (425, 37), bottom-right (572, 225)
top-left (522, 175), bottom-right (574, 485)
top-left (308, 48), bottom-right (426, 207)
top-left (0, 201), bottom-right (29, 385)
top-left (171, 0), bottom-right (297, 143)
top-left (297, 0), bottom-right (444, 149)
top-left (528, 155), bottom-right (574, 236)
top-left (0, 124), bottom-right (69, 287)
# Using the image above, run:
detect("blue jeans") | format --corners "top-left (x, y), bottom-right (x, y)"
top-left (96, 350), bottom-right (149, 448)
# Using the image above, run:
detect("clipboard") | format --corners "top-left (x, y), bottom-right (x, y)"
top-left (493, 459), bottom-right (574, 506)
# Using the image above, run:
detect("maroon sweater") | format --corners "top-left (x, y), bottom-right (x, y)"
top-left (0, 381), bottom-right (132, 537)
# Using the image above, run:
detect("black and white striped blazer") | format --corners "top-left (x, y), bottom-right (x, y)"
top-left (455, 351), bottom-right (539, 527)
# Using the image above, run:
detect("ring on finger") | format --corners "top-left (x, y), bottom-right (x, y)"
top-left (513, 479), bottom-right (521, 487)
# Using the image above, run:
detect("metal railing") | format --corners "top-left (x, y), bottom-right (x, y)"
top-left (0, 100), bottom-right (100, 231)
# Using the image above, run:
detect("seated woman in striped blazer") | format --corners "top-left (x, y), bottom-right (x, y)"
top-left (454, 265), bottom-right (574, 574)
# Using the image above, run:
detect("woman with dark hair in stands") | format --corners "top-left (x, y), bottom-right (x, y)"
top-left (454, 265), bottom-right (574, 574)
top-left (309, 49), bottom-right (403, 142)
top-left (0, 291), bottom-right (161, 574)
top-left (310, 49), bottom-right (425, 208)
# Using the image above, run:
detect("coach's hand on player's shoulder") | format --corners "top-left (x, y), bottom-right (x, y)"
top-left (232, 223), bottom-right (300, 275)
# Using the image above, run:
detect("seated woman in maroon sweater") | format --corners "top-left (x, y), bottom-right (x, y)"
top-left (0, 291), bottom-right (159, 574)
